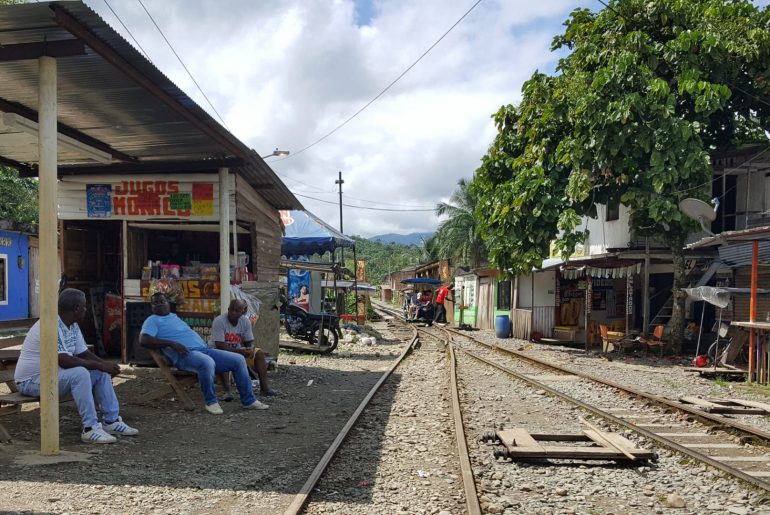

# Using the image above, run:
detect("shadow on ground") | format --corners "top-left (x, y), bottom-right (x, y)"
top-left (0, 357), bottom-right (402, 502)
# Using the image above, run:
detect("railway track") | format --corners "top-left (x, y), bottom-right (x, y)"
top-left (377, 301), bottom-right (770, 498)
top-left (290, 303), bottom-right (770, 513)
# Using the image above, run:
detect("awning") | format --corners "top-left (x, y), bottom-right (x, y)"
top-left (401, 278), bottom-right (443, 285)
top-left (684, 286), bottom-right (770, 308)
top-left (687, 225), bottom-right (770, 249)
top-left (560, 262), bottom-right (642, 280)
top-left (281, 210), bottom-right (355, 257)
top-left (0, 2), bottom-right (301, 210)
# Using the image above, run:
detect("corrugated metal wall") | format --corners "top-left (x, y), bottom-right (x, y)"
top-left (735, 267), bottom-right (770, 321)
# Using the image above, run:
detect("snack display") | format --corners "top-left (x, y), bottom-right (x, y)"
top-left (148, 278), bottom-right (184, 303)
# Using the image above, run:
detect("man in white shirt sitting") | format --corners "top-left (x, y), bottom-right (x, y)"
top-left (14, 288), bottom-right (138, 444)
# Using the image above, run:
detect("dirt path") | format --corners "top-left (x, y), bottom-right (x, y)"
top-left (0, 321), bottom-right (406, 514)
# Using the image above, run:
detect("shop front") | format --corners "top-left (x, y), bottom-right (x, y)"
top-left (554, 262), bottom-right (641, 347)
top-left (0, 226), bottom-right (33, 322)
top-left (57, 172), bottom-right (283, 362)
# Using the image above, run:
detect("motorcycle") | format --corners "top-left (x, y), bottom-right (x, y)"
top-left (281, 296), bottom-right (341, 353)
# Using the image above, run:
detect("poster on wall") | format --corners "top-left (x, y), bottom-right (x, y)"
top-left (86, 184), bottom-right (112, 217)
top-left (287, 260), bottom-right (310, 311)
top-left (559, 278), bottom-right (585, 326)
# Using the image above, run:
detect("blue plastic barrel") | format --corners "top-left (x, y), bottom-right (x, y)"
top-left (495, 314), bottom-right (511, 338)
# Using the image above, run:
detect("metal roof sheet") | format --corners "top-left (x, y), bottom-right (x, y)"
top-left (0, 1), bottom-right (301, 210)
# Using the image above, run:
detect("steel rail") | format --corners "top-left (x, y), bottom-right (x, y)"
top-left (376, 303), bottom-right (483, 513)
top-left (283, 324), bottom-right (419, 515)
top-left (441, 332), bottom-right (482, 515)
top-left (447, 328), bottom-right (770, 443)
top-left (454, 342), bottom-right (770, 492)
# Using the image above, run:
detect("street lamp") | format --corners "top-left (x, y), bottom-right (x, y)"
top-left (260, 148), bottom-right (290, 159)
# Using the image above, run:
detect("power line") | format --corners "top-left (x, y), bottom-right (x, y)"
top-left (101, 0), bottom-right (152, 62)
top-left (136, 0), bottom-right (229, 128)
top-left (295, 188), bottom-right (437, 209)
top-left (344, 194), bottom-right (436, 209)
top-left (294, 192), bottom-right (436, 212)
top-left (277, 0), bottom-right (484, 161)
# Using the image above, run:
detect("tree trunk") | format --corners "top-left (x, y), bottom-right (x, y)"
top-left (669, 242), bottom-right (688, 354)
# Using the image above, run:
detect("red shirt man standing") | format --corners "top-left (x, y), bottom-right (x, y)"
top-left (433, 282), bottom-right (453, 326)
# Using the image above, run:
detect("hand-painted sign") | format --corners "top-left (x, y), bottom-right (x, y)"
top-left (82, 180), bottom-right (216, 218)
top-left (141, 279), bottom-right (220, 300)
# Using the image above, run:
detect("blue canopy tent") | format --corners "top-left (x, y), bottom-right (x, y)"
top-left (280, 210), bottom-right (357, 315)
top-left (281, 210), bottom-right (355, 257)
top-left (401, 278), bottom-right (443, 285)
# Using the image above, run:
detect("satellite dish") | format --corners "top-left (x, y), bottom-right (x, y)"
top-left (679, 198), bottom-right (717, 235)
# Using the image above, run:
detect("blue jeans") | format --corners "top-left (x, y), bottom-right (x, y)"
top-left (17, 367), bottom-right (120, 429)
top-left (174, 348), bottom-right (256, 406)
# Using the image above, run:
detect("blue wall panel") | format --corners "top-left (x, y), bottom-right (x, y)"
top-left (0, 230), bottom-right (29, 321)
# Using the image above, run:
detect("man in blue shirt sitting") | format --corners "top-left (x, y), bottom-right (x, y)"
top-left (139, 293), bottom-right (268, 414)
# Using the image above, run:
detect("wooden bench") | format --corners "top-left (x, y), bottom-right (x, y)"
top-left (0, 364), bottom-right (42, 442)
top-left (138, 349), bottom-right (198, 411)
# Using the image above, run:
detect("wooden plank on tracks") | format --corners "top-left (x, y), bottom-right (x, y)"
top-left (589, 430), bottom-right (654, 460)
top-left (498, 428), bottom-right (544, 453)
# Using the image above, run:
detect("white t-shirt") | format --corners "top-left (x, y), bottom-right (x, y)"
top-left (14, 318), bottom-right (88, 383)
top-left (208, 314), bottom-right (254, 350)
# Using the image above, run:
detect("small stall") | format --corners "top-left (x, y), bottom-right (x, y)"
top-left (0, 223), bottom-right (35, 322)
top-left (547, 259), bottom-right (641, 348)
top-left (57, 171), bottom-right (295, 364)
top-left (687, 226), bottom-right (770, 383)
top-left (280, 209), bottom-right (356, 314)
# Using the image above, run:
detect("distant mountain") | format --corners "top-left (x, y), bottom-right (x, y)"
top-left (369, 232), bottom-right (434, 246)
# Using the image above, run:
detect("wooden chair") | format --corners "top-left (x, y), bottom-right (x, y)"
top-left (600, 325), bottom-right (622, 353)
top-left (140, 349), bottom-right (197, 411)
top-left (639, 325), bottom-right (666, 356)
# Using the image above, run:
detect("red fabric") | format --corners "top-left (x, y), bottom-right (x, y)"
top-left (435, 285), bottom-right (449, 304)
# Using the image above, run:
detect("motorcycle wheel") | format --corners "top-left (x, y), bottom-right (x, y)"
top-left (312, 325), bottom-right (339, 353)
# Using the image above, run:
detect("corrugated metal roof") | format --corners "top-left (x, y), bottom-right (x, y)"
top-left (0, 1), bottom-right (301, 210)
top-left (718, 241), bottom-right (770, 268)
top-left (687, 226), bottom-right (770, 249)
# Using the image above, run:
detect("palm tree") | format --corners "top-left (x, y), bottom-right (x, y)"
top-left (433, 178), bottom-right (486, 269)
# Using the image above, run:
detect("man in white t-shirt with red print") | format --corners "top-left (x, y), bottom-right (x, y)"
top-left (209, 299), bottom-right (277, 400)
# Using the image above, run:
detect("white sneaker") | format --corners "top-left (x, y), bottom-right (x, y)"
top-left (243, 399), bottom-right (269, 410)
top-left (81, 424), bottom-right (117, 444)
top-left (205, 402), bottom-right (224, 415)
top-left (103, 416), bottom-right (139, 436)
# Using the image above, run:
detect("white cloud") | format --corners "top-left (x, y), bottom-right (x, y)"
top-left (86, 0), bottom-right (577, 237)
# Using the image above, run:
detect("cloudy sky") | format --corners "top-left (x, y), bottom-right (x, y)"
top-left (81, 0), bottom-right (767, 238)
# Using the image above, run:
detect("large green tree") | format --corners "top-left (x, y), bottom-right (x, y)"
top-left (429, 178), bottom-right (487, 269)
top-left (0, 166), bottom-right (38, 225)
top-left (471, 0), bottom-right (770, 350)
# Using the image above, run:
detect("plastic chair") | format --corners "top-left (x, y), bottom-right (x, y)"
top-left (639, 325), bottom-right (666, 356)
top-left (600, 324), bottom-right (622, 353)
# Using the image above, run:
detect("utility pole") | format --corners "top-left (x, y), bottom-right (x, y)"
top-left (335, 171), bottom-right (344, 234)
top-left (335, 171), bottom-right (345, 314)
top-left (335, 170), bottom-right (345, 264)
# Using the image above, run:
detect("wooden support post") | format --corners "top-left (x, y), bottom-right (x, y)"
top-left (750, 240), bottom-right (758, 382)
top-left (585, 275), bottom-right (592, 351)
top-left (121, 220), bottom-right (128, 364)
top-left (219, 167), bottom-right (230, 315)
top-left (38, 55), bottom-right (59, 455)
top-left (642, 238), bottom-right (650, 337)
